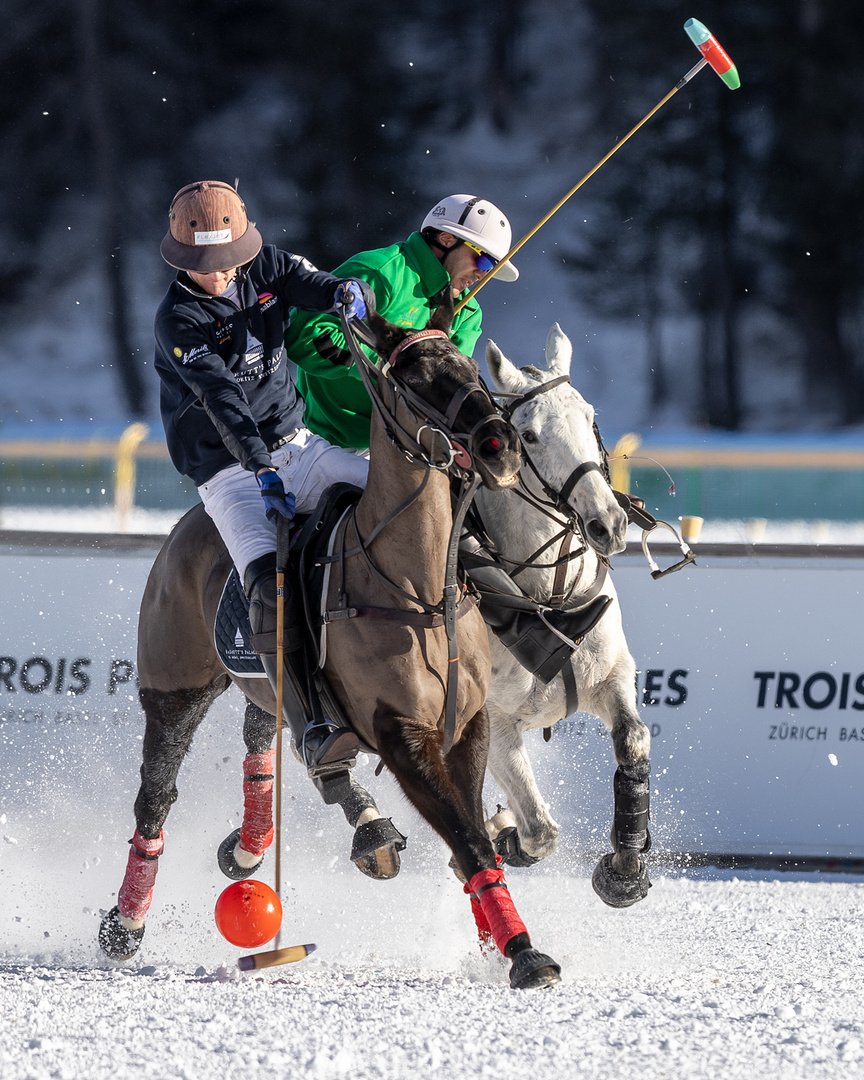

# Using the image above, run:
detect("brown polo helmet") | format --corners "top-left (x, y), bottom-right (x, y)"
top-left (160, 181), bottom-right (263, 272)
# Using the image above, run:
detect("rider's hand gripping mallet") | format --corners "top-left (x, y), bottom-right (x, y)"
top-left (238, 516), bottom-right (317, 971)
top-left (454, 18), bottom-right (739, 314)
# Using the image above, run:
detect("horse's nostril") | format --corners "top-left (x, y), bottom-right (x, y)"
top-left (587, 519), bottom-right (609, 542)
top-left (479, 437), bottom-right (503, 457)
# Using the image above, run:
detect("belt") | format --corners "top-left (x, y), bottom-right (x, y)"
top-left (268, 429), bottom-right (299, 452)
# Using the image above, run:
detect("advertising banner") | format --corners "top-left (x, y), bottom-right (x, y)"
top-left (1, 536), bottom-right (863, 863)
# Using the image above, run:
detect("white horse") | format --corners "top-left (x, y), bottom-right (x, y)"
top-left (470, 323), bottom-right (652, 907)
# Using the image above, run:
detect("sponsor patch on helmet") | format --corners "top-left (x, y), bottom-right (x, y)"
top-left (194, 228), bottom-right (232, 246)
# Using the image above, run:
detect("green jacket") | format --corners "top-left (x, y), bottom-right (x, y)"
top-left (284, 231), bottom-right (483, 449)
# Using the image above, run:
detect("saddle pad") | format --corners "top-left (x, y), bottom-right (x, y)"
top-left (214, 570), bottom-right (266, 678)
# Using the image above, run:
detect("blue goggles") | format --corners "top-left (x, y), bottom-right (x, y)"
top-left (463, 240), bottom-right (496, 275)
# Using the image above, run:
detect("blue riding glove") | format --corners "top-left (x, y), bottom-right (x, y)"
top-left (256, 470), bottom-right (296, 523)
top-left (334, 279), bottom-right (368, 322)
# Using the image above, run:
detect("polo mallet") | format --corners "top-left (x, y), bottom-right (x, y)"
top-left (454, 18), bottom-right (739, 314)
top-left (238, 514), bottom-right (317, 972)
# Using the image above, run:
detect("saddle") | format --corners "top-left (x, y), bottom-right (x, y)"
top-left (214, 483), bottom-right (364, 680)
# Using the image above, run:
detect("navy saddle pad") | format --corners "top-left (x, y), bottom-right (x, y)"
top-left (214, 570), bottom-right (266, 678)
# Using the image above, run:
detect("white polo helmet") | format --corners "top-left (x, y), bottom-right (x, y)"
top-left (421, 194), bottom-right (518, 282)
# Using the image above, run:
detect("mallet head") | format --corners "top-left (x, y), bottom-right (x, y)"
top-left (684, 18), bottom-right (740, 90)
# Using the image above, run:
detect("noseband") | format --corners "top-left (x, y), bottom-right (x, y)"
top-left (345, 319), bottom-right (505, 473)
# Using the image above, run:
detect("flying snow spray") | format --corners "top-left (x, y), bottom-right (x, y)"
top-left (454, 18), bottom-right (740, 313)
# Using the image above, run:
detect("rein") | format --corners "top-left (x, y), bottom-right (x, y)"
top-left (329, 311), bottom-right (503, 753)
top-left (476, 373), bottom-right (694, 608)
top-left (482, 375), bottom-right (608, 606)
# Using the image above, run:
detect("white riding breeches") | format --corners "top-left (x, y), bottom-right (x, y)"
top-left (197, 427), bottom-right (369, 583)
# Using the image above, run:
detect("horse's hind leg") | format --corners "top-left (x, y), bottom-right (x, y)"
top-left (98, 682), bottom-right (224, 961)
top-left (379, 709), bottom-right (560, 989)
top-left (218, 699), bottom-right (278, 880)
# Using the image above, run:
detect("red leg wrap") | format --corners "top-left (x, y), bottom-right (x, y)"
top-left (239, 751), bottom-right (274, 857)
top-left (117, 829), bottom-right (164, 921)
top-left (468, 866), bottom-right (528, 956)
top-left (463, 880), bottom-right (494, 947)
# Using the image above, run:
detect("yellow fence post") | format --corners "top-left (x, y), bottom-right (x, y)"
top-left (114, 422), bottom-right (149, 532)
top-left (610, 432), bottom-right (641, 493)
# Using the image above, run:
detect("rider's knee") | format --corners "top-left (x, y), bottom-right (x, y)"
top-left (244, 553), bottom-right (278, 654)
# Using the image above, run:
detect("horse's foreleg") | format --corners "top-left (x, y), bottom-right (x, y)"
top-left (99, 683), bottom-right (222, 961)
top-left (338, 780), bottom-right (407, 880)
top-left (589, 678), bottom-right (652, 908)
top-left (486, 714), bottom-right (560, 864)
top-left (378, 710), bottom-right (560, 989)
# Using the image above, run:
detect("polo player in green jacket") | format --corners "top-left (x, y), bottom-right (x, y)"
top-left (284, 194), bottom-right (518, 451)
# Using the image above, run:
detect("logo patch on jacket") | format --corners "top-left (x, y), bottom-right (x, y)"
top-left (174, 343), bottom-right (208, 365)
top-left (258, 292), bottom-right (277, 311)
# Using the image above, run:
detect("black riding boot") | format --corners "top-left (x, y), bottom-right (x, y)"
top-left (243, 553), bottom-right (360, 777)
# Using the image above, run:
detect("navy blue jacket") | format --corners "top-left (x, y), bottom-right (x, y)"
top-left (154, 245), bottom-right (343, 486)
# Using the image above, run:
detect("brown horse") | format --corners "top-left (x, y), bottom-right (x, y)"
top-left (99, 302), bottom-right (562, 989)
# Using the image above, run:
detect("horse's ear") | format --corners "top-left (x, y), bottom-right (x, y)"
top-left (362, 309), bottom-right (410, 360)
top-left (486, 339), bottom-right (528, 394)
top-left (428, 288), bottom-right (454, 336)
top-left (545, 322), bottom-right (572, 377)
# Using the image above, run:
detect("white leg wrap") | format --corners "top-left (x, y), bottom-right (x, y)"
top-left (234, 843), bottom-right (264, 870)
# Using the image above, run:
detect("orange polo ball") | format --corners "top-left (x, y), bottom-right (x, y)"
top-left (214, 880), bottom-right (283, 948)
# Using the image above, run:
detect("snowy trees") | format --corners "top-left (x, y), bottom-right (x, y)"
top-left (1, 0), bottom-right (863, 428)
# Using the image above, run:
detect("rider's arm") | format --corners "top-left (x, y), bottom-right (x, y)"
top-left (155, 307), bottom-right (274, 475)
top-left (285, 262), bottom-right (391, 379)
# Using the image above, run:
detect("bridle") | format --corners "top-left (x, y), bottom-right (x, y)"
top-left (346, 319), bottom-right (505, 475)
top-left (486, 375), bottom-right (611, 603)
top-left (328, 310), bottom-right (515, 752)
top-left (482, 372), bottom-right (694, 587)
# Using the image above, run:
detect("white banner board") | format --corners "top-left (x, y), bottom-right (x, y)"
top-left (1, 535), bottom-right (863, 864)
top-left (518, 544), bottom-right (864, 864)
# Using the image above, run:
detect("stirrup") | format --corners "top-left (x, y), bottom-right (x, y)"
top-left (640, 519), bottom-right (696, 579)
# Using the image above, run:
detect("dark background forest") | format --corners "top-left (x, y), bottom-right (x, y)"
top-left (1, 0), bottom-right (862, 436)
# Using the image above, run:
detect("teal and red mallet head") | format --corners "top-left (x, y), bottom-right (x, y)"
top-left (684, 18), bottom-right (740, 90)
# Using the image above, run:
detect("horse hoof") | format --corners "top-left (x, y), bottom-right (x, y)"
top-left (98, 905), bottom-right (145, 962)
top-left (218, 828), bottom-right (264, 881)
top-left (494, 826), bottom-right (540, 868)
top-left (591, 852), bottom-right (651, 908)
top-left (351, 818), bottom-right (406, 880)
top-left (508, 948), bottom-right (562, 990)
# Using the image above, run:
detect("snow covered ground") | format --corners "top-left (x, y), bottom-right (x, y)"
top-left (2, 860), bottom-right (863, 1080)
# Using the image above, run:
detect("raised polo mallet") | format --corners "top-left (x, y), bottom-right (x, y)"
top-left (454, 17), bottom-right (739, 314)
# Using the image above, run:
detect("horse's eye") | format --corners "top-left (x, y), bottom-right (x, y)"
top-left (521, 430), bottom-right (538, 444)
